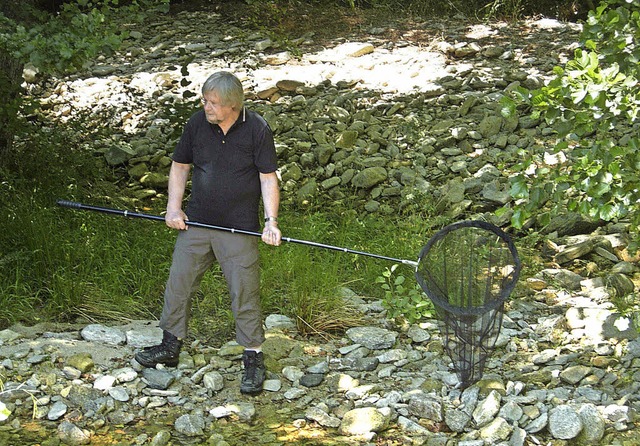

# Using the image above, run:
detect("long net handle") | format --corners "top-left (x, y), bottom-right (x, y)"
top-left (57, 200), bottom-right (418, 267)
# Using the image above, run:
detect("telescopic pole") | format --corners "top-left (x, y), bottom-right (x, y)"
top-left (57, 200), bottom-right (419, 268)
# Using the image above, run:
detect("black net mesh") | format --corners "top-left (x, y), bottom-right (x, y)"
top-left (415, 221), bottom-right (521, 388)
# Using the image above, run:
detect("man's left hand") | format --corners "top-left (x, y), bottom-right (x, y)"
top-left (262, 222), bottom-right (281, 246)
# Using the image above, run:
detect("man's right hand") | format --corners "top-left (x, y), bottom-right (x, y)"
top-left (165, 209), bottom-right (188, 230)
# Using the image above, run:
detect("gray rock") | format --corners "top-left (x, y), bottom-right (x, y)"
top-left (559, 365), bottom-right (591, 385)
top-left (300, 373), bottom-right (324, 387)
top-left (445, 408), bottom-right (471, 432)
top-left (576, 403), bottom-right (605, 443)
top-left (305, 406), bottom-right (341, 428)
top-left (473, 390), bottom-right (501, 427)
top-left (408, 393), bottom-right (443, 422)
top-left (203, 371), bottom-right (225, 391)
top-left (142, 368), bottom-right (175, 390)
top-left (265, 314), bottom-right (296, 330)
top-left (108, 387), bottom-right (130, 402)
top-left (150, 430), bottom-right (172, 446)
top-left (346, 326), bottom-right (397, 349)
top-left (174, 413), bottom-right (205, 437)
top-left (339, 407), bottom-right (390, 435)
top-left (548, 404), bottom-right (582, 440)
top-left (57, 420), bottom-right (91, 445)
top-left (80, 324), bottom-right (126, 345)
top-left (351, 167), bottom-right (388, 189)
top-left (47, 401), bottom-right (68, 421)
top-left (479, 416), bottom-right (512, 443)
top-left (397, 415), bottom-right (431, 435)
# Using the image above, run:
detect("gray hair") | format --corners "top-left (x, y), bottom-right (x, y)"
top-left (201, 71), bottom-right (244, 109)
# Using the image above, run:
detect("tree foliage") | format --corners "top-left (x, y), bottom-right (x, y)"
top-left (0, 0), bottom-right (169, 157)
top-left (501, 0), bottom-right (640, 245)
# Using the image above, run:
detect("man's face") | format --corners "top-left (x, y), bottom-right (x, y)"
top-left (201, 91), bottom-right (235, 125)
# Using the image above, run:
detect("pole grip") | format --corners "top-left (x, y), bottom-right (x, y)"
top-left (56, 200), bottom-right (82, 209)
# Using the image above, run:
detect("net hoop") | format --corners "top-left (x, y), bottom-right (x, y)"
top-left (415, 220), bottom-right (521, 316)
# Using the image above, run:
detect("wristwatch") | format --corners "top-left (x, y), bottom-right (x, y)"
top-left (264, 216), bottom-right (278, 223)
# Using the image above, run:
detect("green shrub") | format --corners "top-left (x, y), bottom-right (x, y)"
top-left (501, 0), bottom-right (640, 248)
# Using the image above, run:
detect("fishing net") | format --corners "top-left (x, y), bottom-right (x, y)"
top-left (415, 221), bottom-right (521, 388)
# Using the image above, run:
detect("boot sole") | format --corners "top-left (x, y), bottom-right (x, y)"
top-left (240, 386), bottom-right (263, 395)
top-left (134, 353), bottom-right (179, 368)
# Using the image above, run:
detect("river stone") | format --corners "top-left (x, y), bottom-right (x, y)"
top-left (339, 407), bottom-right (390, 435)
top-left (473, 390), bottom-right (501, 427)
top-left (445, 408), bottom-right (471, 432)
top-left (0, 329), bottom-right (21, 343)
top-left (47, 401), bottom-right (68, 421)
top-left (57, 420), bottom-right (91, 445)
top-left (108, 386), bottom-right (130, 402)
top-left (478, 115), bottom-right (503, 137)
top-left (479, 416), bottom-right (512, 443)
top-left (408, 393), bottom-right (443, 422)
top-left (125, 327), bottom-right (162, 348)
top-left (335, 130), bottom-right (358, 149)
top-left (407, 325), bottom-right (430, 343)
top-left (93, 374), bottom-right (116, 390)
top-left (150, 430), bottom-right (171, 446)
top-left (203, 371), bottom-right (224, 391)
top-left (397, 416), bottom-right (431, 435)
top-left (346, 326), bottom-right (397, 349)
top-left (80, 324), bottom-right (126, 345)
top-left (174, 413), bottom-right (205, 436)
top-left (351, 167), bottom-right (388, 189)
top-left (576, 403), bottom-right (605, 443)
top-left (499, 400), bottom-right (523, 422)
top-left (300, 373), bottom-right (325, 387)
top-left (142, 368), bottom-right (175, 390)
top-left (559, 364), bottom-right (591, 385)
top-left (296, 178), bottom-right (318, 203)
top-left (282, 365), bottom-right (305, 382)
top-left (306, 406), bottom-right (341, 428)
top-left (62, 366), bottom-right (82, 379)
top-left (524, 412), bottom-right (548, 433)
top-left (264, 314), bottom-right (296, 330)
top-left (140, 172), bottom-right (168, 189)
top-left (105, 144), bottom-right (136, 166)
top-left (263, 379), bottom-right (282, 392)
top-left (66, 353), bottom-right (95, 373)
top-left (276, 79), bottom-right (305, 91)
top-left (548, 404), bottom-right (582, 439)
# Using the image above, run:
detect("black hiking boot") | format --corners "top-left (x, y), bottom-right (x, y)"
top-left (240, 350), bottom-right (265, 395)
top-left (134, 330), bottom-right (182, 368)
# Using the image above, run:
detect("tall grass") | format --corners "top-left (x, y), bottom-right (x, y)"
top-left (0, 186), bottom-right (172, 327)
top-left (1, 118), bottom-right (450, 342)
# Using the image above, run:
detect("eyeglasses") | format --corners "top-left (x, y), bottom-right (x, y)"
top-left (201, 98), bottom-right (231, 108)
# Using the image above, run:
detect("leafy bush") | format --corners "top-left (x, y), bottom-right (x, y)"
top-left (501, 0), bottom-right (640, 247)
top-left (0, 0), bottom-right (169, 156)
top-left (377, 264), bottom-right (435, 324)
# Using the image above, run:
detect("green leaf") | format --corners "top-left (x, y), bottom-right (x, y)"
top-left (0, 401), bottom-right (10, 422)
top-left (499, 96), bottom-right (516, 118)
top-left (599, 203), bottom-right (617, 220)
top-left (509, 178), bottom-right (529, 199)
top-left (511, 209), bottom-right (528, 229)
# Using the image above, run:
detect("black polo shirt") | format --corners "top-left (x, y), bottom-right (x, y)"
top-left (172, 108), bottom-right (277, 231)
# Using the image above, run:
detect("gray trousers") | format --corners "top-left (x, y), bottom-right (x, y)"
top-left (159, 227), bottom-right (264, 347)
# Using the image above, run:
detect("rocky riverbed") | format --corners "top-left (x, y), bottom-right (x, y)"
top-left (0, 264), bottom-right (638, 446)
top-left (4, 3), bottom-right (639, 445)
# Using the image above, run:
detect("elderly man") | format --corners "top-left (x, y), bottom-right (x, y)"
top-left (135, 71), bottom-right (281, 395)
